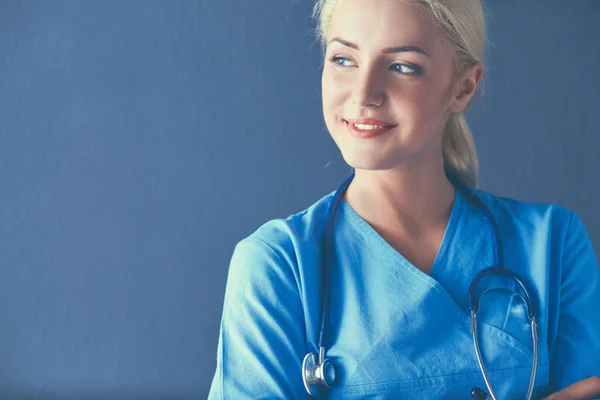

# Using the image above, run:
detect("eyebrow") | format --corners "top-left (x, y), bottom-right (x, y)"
top-left (328, 37), bottom-right (430, 57)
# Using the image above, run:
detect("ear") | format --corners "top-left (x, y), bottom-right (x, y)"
top-left (448, 63), bottom-right (484, 114)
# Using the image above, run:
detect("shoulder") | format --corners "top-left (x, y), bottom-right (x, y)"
top-left (470, 187), bottom-right (576, 239)
top-left (223, 190), bottom-right (336, 308)
top-left (230, 189), bottom-right (335, 269)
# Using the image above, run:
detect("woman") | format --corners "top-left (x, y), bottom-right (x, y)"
top-left (208, 0), bottom-right (600, 398)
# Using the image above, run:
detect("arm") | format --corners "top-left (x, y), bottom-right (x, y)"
top-left (208, 237), bottom-right (308, 399)
top-left (543, 376), bottom-right (600, 400)
top-left (548, 211), bottom-right (600, 393)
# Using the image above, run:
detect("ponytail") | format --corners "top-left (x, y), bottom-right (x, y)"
top-left (443, 113), bottom-right (479, 188)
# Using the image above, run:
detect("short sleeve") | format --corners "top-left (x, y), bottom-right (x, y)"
top-left (207, 237), bottom-right (309, 399)
top-left (550, 211), bottom-right (600, 391)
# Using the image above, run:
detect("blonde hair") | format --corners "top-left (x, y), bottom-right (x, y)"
top-left (313, 0), bottom-right (486, 187)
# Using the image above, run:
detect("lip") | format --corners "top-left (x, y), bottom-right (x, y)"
top-left (345, 118), bottom-right (395, 126)
top-left (343, 118), bottom-right (397, 139)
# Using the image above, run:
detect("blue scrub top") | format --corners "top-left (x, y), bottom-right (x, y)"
top-left (208, 185), bottom-right (600, 399)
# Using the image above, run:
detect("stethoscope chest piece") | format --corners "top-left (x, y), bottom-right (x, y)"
top-left (302, 347), bottom-right (336, 397)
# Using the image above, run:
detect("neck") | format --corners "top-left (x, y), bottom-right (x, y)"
top-left (343, 159), bottom-right (456, 239)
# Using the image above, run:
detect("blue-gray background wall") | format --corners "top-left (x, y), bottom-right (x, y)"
top-left (0, 1), bottom-right (598, 399)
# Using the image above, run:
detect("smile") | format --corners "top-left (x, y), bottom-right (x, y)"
top-left (343, 120), bottom-right (396, 139)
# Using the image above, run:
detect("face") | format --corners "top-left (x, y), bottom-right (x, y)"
top-left (322, 0), bottom-right (477, 172)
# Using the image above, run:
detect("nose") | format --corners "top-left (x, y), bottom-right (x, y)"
top-left (351, 67), bottom-right (385, 108)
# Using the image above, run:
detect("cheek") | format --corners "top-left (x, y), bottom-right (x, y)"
top-left (321, 72), bottom-right (345, 119)
top-left (396, 83), bottom-right (450, 123)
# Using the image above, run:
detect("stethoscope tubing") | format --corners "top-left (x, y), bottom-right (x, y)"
top-left (306, 171), bottom-right (539, 399)
top-left (318, 172), bottom-right (355, 351)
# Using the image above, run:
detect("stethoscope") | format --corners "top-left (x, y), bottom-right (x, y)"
top-left (302, 171), bottom-right (539, 400)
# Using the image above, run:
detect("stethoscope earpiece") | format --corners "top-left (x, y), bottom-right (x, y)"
top-left (302, 347), bottom-right (336, 397)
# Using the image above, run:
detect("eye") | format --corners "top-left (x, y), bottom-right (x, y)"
top-left (328, 56), bottom-right (356, 68)
top-left (391, 63), bottom-right (423, 76)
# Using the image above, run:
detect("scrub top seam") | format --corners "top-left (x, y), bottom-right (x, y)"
top-left (430, 187), bottom-right (464, 278)
top-left (241, 236), bottom-right (302, 293)
top-left (237, 236), bottom-right (308, 349)
top-left (547, 209), bottom-right (573, 357)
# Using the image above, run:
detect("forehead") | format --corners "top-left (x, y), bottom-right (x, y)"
top-left (328, 0), bottom-right (444, 54)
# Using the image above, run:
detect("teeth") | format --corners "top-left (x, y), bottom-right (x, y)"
top-left (354, 123), bottom-right (385, 130)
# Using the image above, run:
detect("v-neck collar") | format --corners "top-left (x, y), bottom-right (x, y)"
top-left (338, 187), bottom-right (464, 281)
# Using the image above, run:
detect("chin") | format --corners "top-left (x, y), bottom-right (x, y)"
top-left (340, 153), bottom-right (390, 171)
top-left (340, 146), bottom-right (415, 172)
